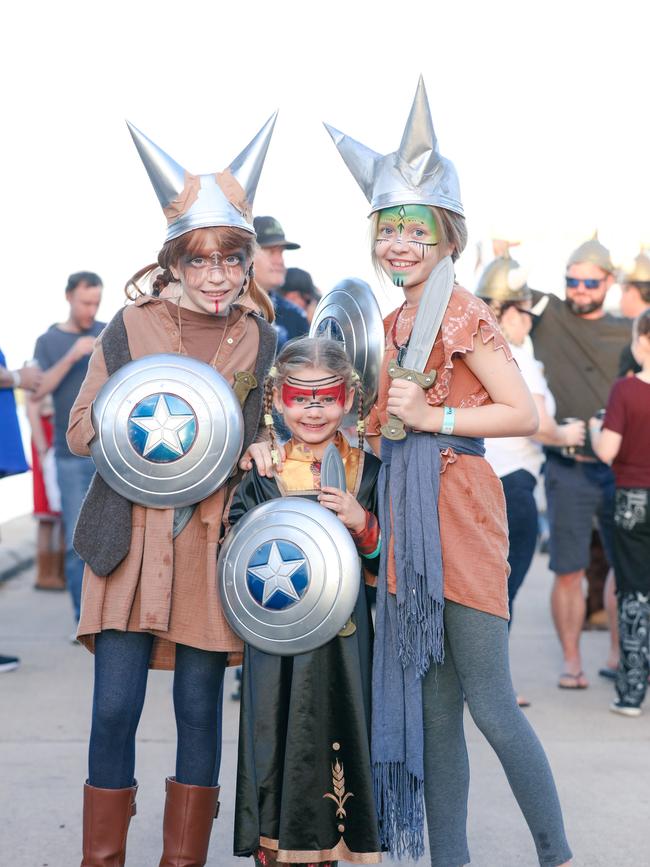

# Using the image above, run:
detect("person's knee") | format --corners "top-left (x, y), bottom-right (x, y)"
top-left (92, 688), bottom-right (137, 740)
top-left (554, 570), bottom-right (584, 588)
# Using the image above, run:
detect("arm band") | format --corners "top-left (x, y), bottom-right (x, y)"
top-left (440, 405), bottom-right (455, 435)
top-left (350, 510), bottom-right (381, 558)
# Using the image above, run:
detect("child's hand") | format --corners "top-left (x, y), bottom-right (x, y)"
top-left (239, 441), bottom-right (285, 476)
top-left (318, 486), bottom-right (366, 533)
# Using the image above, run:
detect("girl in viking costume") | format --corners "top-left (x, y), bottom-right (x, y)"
top-left (226, 337), bottom-right (382, 866)
top-left (66, 116), bottom-right (278, 867)
top-left (325, 78), bottom-right (573, 867)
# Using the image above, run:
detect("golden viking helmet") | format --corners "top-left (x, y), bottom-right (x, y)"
top-left (620, 249), bottom-right (650, 284)
top-left (566, 232), bottom-right (614, 274)
top-left (476, 254), bottom-right (531, 303)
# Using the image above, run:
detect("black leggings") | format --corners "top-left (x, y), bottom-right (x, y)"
top-left (88, 630), bottom-right (226, 789)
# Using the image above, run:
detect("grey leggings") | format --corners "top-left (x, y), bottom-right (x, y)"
top-left (422, 601), bottom-right (572, 867)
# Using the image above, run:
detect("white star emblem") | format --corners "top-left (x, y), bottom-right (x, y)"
top-left (130, 395), bottom-right (194, 458)
top-left (248, 541), bottom-right (306, 606)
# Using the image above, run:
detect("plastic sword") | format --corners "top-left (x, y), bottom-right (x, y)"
top-left (380, 255), bottom-right (455, 441)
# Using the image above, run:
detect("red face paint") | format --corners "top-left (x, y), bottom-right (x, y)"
top-left (214, 299), bottom-right (220, 314)
top-left (281, 381), bottom-right (347, 408)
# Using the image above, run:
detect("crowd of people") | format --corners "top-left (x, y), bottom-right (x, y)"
top-left (0, 79), bottom-right (648, 866)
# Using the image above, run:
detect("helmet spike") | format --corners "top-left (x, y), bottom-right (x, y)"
top-left (323, 123), bottom-right (381, 203)
top-left (126, 121), bottom-right (187, 209)
top-left (229, 111), bottom-right (278, 208)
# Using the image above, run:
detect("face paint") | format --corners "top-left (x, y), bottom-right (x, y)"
top-left (375, 205), bottom-right (439, 286)
top-left (281, 376), bottom-right (347, 409)
top-left (176, 248), bottom-right (248, 317)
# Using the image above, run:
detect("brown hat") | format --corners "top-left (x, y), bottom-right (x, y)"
top-left (253, 216), bottom-right (300, 250)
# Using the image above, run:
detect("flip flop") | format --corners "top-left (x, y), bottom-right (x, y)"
top-left (598, 667), bottom-right (617, 680)
top-left (558, 671), bottom-right (589, 689)
top-left (516, 695), bottom-right (531, 708)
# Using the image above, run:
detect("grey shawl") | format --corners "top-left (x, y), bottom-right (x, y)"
top-left (372, 431), bottom-right (485, 859)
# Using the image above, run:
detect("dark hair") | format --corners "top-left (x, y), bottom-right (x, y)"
top-left (634, 307), bottom-right (650, 338)
top-left (66, 271), bottom-right (103, 293)
top-left (628, 281), bottom-right (650, 304)
top-left (124, 226), bottom-right (274, 322)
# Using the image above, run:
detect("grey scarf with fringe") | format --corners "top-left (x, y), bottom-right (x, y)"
top-left (372, 431), bottom-right (485, 859)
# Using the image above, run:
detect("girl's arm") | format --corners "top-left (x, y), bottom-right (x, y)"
top-left (589, 420), bottom-right (622, 465)
top-left (387, 337), bottom-right (538, 437)
top-left (66, 342), bottom-right (109, 457)
top-left (26, 398), bottom-right (49, 457)
top-left (531, 394), bottom-right (585, 448)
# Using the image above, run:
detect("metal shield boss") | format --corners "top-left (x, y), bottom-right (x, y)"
top-left (219, 498), bottom-right (360, 655)
top-left (90, 353), bottom-right (243, 508)
top-left (309, 278), bottom-right (384, 419)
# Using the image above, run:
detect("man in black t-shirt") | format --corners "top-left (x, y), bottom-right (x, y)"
top-left (530, 237), bottom-right (631, 689)
top-left (33, 271), bottom-right (105, 626)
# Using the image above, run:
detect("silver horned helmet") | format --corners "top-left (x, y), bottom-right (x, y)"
top-left (127, 113), bottom-right (277, 242)
top-left (324, 76), bottom-right (463, 217)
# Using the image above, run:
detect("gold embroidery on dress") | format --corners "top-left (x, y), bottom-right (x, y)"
top-left (323, 752), bottom-right (354, 819)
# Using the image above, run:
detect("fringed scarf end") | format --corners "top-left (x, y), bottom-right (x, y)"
top-left (373, 760), bottom-right (425, 860)
top-left (396, 569), bottom-right (445, 676)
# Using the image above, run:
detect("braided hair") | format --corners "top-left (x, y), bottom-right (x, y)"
top-left (263, 337), bottom-right (366, 459)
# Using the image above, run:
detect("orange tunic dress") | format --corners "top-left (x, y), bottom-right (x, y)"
top-left (67, 296), bottom-right (261, 669)
top-left (366, 285), bottom-right (513, 620)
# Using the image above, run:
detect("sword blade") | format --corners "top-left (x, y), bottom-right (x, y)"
top-left (320, 442), bottom-right (347, 492)
top-left (401, 256), bottom-right (454, 372)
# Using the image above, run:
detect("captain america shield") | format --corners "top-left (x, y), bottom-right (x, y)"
top-left (218, 498), bottom-right (360, 655)
top-left (90, 353), bottom-right (243, 508)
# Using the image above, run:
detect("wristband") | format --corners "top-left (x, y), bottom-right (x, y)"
top-left (440, 405), bottom-right (455, 435)
top-left (11, 370), bottom-right (21, 388)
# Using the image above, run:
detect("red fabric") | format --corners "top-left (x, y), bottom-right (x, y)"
top-left (31, 415), bottom-right (59, 517)
top-left (603, 376), bottom-right (650, 487)
top-left (350, 510), bottom-right (380, 556)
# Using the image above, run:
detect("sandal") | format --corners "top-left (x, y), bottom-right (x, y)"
top-left (558, 671), bottom-right (588, 689)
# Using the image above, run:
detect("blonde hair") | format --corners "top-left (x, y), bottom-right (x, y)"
top-left (124, 226), bottom-right (275, 322)
top-left (369, 205), bottom-right (467, 280)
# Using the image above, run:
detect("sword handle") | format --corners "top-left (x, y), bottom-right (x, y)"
top-left (380, 361), bottom-right (437, 441)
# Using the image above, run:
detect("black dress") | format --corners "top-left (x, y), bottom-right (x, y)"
top-left (229, 436), bottom-right (382, 864)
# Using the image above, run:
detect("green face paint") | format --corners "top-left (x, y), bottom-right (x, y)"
top-left (375, 205), bottom-right (439, 286)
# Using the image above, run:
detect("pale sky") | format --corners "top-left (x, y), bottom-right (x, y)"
top-left (2, 0), bottom-right (649, 519)
top-left (2, 0), bottom-right (649, 371)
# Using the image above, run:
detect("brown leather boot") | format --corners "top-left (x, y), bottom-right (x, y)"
top-left (34, 550), bottom-right (66, 591)
top-left (159, 777), bottom-right (220, 867)
top-left (80, 781), bottom-right (137, 866)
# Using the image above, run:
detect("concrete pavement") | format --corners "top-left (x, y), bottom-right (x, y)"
top-left (0, 523), bottom-right (647, 866)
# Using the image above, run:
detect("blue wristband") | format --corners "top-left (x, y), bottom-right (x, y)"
top-left (440, 406), bottom-right (455, 435)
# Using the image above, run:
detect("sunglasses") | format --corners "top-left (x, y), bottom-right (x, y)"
top-left (565, 277), bottom-right (604, 290)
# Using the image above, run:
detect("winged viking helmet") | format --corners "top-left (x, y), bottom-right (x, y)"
top-left (324, 76), bottom-right (463, 217)
top-left (127, 113), bottom-right (277, 241)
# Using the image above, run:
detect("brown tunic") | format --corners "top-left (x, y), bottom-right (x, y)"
top-left (366, 286), bottom-right (513, 620)
top-left (67, 295), bottom-right (259, 669)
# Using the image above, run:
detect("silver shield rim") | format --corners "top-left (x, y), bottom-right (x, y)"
top-left (309, 278), bottom-right (384, 419)
top-left (91, 353), bottom-right (244, 508)
top-left (218, 498), bottom-right (360, 655)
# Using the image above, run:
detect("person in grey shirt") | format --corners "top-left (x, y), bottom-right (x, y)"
top-left (33, 271), bottom-right (105, 626)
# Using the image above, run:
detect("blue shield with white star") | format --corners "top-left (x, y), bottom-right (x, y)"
top-left (128, 392), bottom-right (197, 463)
top-left (246, 540), bottom-right (310, 610)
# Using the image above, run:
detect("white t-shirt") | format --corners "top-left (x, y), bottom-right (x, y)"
top-left (484, 342), bottom-right (556, 480)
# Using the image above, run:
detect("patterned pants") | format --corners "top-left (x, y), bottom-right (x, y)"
top-left (616, 592), bottom-right (650, 708)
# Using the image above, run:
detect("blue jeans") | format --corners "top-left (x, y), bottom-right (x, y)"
top-left (501, 469), bottom-right (539, 623)
top-left (89, 631), bottom-right (226, 788)
top-left (56, 454), bottom-right (95, 621)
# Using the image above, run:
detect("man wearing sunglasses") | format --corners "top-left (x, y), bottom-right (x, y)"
top-left (529, 236), bottom-right (631, 691)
